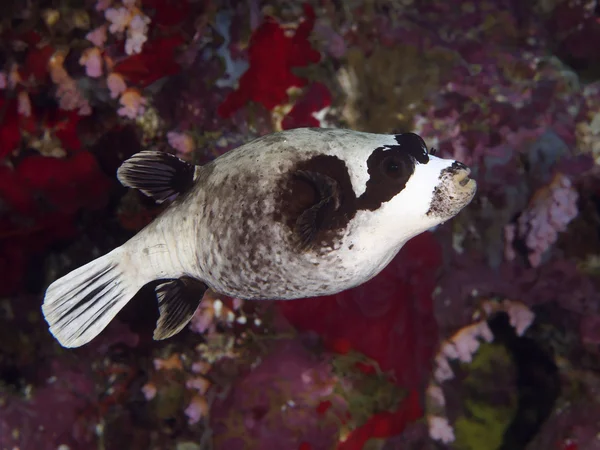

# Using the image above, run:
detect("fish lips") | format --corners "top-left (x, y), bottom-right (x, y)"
top-left (426, 161), bottom-right (477, 219)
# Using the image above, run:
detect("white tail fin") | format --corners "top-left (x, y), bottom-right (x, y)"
top-left (42, 247), bottom-right (144, 348)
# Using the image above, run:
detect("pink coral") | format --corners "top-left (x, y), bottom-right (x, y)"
top-left (167, 130), bottom-right (195, 155)
top-left (117, 88), bottom-right (147, 118)
top-left (107, 72), bottom-right (127, 99)
top-left (126, 13), bottom-right (151, 55)
top-left (49, 52), bottom-right (92, 115)
top-left (79, 47), bottom-right (103, 78)
top-left (517, 174), bottom-right (579, 267)
top-left (185, 395), bottom-right (209, 425)
top-left (17, 91), bottom-right (31, 117)
top-left (141, 382), bottom-right (157, 400)
top-left (96, 0), bottom-right (112, 11)
top-left (186, 377), bottom-right (211, 394)
top-left (428, 416), bottom-right (455, 444)
top-left (86, 25), bottom-right (108, 48)
top-left (105, 7), bottom-right (131, 34)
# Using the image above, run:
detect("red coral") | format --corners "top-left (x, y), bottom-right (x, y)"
top-left (16, 153), bottom-right (109, 213)
top-left (561, 442), bottom-right (578, 450)
top-left (0, 96), bottom-right (38, 159)
top-left (114, 35), bottom-right (185, 87)
top-left (279, 232), bottom-right (442, 390)
top-left (143, 0), bottom-right (191, 28)
top-left (316, 400), bottom-right (332, 415)
top-left (337, 389), bottom-right (423, 450)
top-left (0, 89), bottom-right (80, 161)
top-left (217, 4), bottom-right (321, 118)
top-left (281, 82), bottom-right (332, 129)
top-left (278, 234), bottom-right (441, 450)
top-left (0, 151), bottom-right (111, 295)
top-left (46, 109), bottom-right (83, 153)
top-left (0, 99), bottom-right (23, 159)
top-left (22, 44), bottom-right (55, 83)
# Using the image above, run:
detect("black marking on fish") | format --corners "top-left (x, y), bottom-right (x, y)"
top-left (276, 154), bottom-right (357, 252)
top-left (357, 133), bottom-right (429, 211)
top-left (294, 170), bottom-right (341, 248)
top-left (394, 132), bottom-right (430, 163)
top-left (53, 264), bottom-right (114, 326)
top-left (117, 150), bottom-right (196, 203)
top-left (449, 161), bottom-right (468, 172)
top-left (154, 276), bottom-right (207, 340)
top-left (76, 285), bottom-right (123, 341)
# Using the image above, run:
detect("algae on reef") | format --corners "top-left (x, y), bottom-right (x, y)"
top-left (340, 44), bottom-right (454, 133)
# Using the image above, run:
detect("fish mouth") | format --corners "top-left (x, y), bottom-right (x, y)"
top-left (457, 169), bottom-right (471, 186)
top-left (452, 167), bottom-right (476, 192)
top-left (425, 163), bottom-right (477, 219)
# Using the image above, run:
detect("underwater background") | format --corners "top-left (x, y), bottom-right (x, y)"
top-left (1, 0), bottom-right (600, 449)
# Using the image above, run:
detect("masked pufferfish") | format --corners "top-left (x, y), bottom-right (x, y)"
top-left (42, 127), bottom-right (477, 348)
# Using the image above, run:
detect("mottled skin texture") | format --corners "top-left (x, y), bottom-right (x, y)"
top-left (123, 128), bottom-right (475, 300)
top-left (41, 127), bottom-right (477, 348)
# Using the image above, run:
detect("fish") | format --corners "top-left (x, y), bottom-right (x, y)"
top-left (41, 127), bottom-right (477, 348)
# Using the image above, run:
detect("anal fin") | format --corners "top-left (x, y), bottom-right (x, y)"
top-left (117, 151), bottom-right (198, 203)
top-left (154, 276), bottom-right (207, 340)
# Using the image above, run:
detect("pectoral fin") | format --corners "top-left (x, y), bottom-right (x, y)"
top-left (117, 151), bottom-right (199, 203)
top-left (293, 170), bottom-right (341, 248)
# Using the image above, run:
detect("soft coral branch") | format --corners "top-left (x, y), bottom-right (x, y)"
top-left (217, 4), bottom-right (321, 118)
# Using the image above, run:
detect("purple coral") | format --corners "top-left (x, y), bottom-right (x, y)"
top-left (0, 363), bottom-right (97, 449)
top-left (209, 339), bottom-right (346, 450)
top-left (516, 174), bottom-right (579, 267)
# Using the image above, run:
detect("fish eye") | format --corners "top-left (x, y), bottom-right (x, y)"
top-left (381, 155), bottom-right (404, 179)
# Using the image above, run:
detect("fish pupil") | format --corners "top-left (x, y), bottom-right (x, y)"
top-left (382, 156), bottom-right (403, 178)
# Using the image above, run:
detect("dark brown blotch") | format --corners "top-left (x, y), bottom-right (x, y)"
top-left (276, 154), bottom-right (357, 251)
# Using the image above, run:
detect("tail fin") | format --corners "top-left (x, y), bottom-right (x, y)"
top-left (42, 247), bottom-right (144, 348)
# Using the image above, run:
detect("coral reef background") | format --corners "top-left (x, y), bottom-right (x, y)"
top-left (1, 0), bottom-right (600, 449)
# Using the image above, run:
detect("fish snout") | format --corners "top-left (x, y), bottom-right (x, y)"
top-left (449, 162), bottom-right (476, 193)
top-left (426, 161), bottom-right (477, 219)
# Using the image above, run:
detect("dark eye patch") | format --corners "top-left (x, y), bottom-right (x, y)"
top-left (357, 132), bottom-right (430, 211)
top-left (381, 155), bottom-right (407, 179)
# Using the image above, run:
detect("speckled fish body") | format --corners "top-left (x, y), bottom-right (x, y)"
top-left (42, 127), bottom-right (477, 348)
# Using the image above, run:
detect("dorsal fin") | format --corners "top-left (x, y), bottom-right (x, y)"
top-left (293, 170), bottom-right (341, 249)
top-left (117, 151), bottom-right (197, 203)
top-left (153, 276), bottom-right (207, 340)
